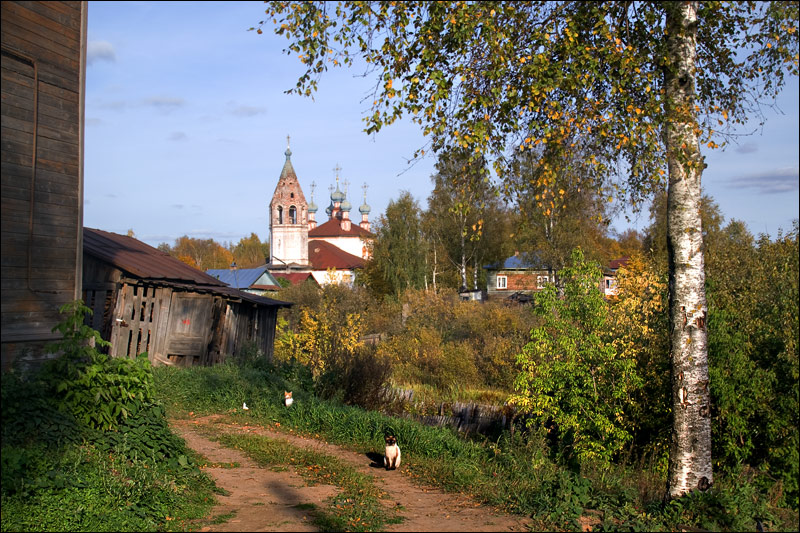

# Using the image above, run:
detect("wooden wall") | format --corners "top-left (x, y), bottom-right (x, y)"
top-left (1, 1), bottom-right (88, 371)
top-left (83, 255), bottom-right (279, 366)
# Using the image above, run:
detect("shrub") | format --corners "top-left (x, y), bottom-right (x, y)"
top-left (510, 249), bottom-right (642, 464)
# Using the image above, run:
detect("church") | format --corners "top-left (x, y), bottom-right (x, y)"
top-left (268, 139), bottom-right (373, 286)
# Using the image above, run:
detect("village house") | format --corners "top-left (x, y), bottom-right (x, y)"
top-left (484, 252), bottom-right (553, 301)
top-left (601, 257), bottom-right (630, 297)
top-left (206, 265), bottom-right (282, 296)
top-left (484, 252), bottom-right (629, 301)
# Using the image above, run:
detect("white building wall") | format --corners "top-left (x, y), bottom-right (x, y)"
top-left (271, 225), bottom-right (308, 265)
top-left (312, 236), bottom-right (369, 259)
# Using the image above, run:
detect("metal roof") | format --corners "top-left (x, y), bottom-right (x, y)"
top-left (273, 272), bottom-right (316, 285)
top-left (309, 218), bottom-right (373, 238)
top-left (485, 252), bottom-right (550, 270)
top-left (206, 266), bottom-right (280, 290)
top-left (84, 228), bottom-right (290, 307)
top-left (309, 239), bottom-right (366, 269)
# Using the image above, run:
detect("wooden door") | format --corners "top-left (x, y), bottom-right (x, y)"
top-left (164, 292), bottom-right (213, 365)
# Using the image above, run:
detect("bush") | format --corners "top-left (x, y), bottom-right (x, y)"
top-left (316, 343), bottom-right (393, 410)
top-left (1, 301), bottom-right (216, 531)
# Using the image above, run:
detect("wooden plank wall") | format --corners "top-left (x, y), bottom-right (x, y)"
top-left (82, 254), bottom-right (280, 367)
top-left (1, 1), bottom-right (87, 371)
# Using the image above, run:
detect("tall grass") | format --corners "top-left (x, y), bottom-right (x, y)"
top-left (153, 360), bottom-right (799, 532)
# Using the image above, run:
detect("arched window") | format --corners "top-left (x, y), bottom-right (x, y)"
top-left (277, 206), bottom-right (283, 224)
top-left (289, 206), bottom-right (297, 224)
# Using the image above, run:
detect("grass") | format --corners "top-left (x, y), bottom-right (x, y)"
top-left (153, 360), bottom-right (800, 532)
top-left (0, 441), bottom-right (218, 533)
top-left (3, 355), bottom-right (795, 532)
top-left (389, 381), bottom-right (511, 414)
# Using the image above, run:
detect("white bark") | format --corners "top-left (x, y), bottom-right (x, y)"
top-left (664, 1), bottom-right (713, 499)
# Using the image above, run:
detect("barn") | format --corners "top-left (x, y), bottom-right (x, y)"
top-left (82, 228), bottom-right (290, 367)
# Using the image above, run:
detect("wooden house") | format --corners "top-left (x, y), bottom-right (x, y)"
top-left (484, 252), bottom-right (553, 301)
top-left (1, 1), bottom-right (88, 371)
top-left (82, 228), bottom-right (290, 367)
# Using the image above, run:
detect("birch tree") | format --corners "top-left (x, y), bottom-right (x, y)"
top-left (257, 1), bottom-right (799, 499)
top-left (427, 149), bottom-right (506, 291)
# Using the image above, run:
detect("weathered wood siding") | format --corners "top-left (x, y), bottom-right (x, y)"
top-left (1, 1), bottom-right (87, 371)
top-left (83, 254), bottom-right (280, 366)
top-left (486, 269), bottom-right (548, 299)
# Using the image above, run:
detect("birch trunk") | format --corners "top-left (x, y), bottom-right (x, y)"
top-left (664, 1), bottom-right (712, 499)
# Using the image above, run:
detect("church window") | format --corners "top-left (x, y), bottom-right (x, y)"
top-left (277, 206), bottom-right (283, 224)
top-left (290, 192), bottom-right (295, 199)
top-left (289, 206), bottom-right (297, 224)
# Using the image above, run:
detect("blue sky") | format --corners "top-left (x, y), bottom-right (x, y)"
top-left (85, 1), bottom-right (799, 248)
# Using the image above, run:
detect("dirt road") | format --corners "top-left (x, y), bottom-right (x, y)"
top-left (171, 415), bottom-right (532, 532)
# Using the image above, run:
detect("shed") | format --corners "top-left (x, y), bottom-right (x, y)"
top-left (82, 228), bottom-right (291, 367)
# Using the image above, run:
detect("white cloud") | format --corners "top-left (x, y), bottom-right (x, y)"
top-left (728, 167), bottom-right (799, 194)
top-left (734, 141), bottom-right (759, 154)
top-left (229, 104), bottom-right (267, 117)
top-left (169, 131), bottom-right (187, 141)
top-left (144, 96), bottom-right (185, 112)
top-left (87, 40), bottom-right (116, 65)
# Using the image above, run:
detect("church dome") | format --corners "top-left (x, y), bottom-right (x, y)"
top-left (308, 201), bottom-right (318, 213)
top-left (359, 201), bottom-right (371, 215)
top-left (331, 184), bottom-right (345, 203)
top-left (325, 202), bottom-right (333, 216)
top-left (341, 198), bottom-right (352, 212)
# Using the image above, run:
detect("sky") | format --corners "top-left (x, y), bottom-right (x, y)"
top-left (85, 1), bottom-right (799, 249)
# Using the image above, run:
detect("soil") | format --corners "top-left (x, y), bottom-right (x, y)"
top-left (171, 414), bottom-right (533, 532)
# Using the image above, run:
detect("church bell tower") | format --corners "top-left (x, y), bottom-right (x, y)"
top-left (269, 136), bottom-right (309, 267)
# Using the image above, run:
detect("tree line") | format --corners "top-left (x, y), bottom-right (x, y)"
top-left (154, 232), bottom-right (270, 271)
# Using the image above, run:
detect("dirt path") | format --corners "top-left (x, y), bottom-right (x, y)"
top-left (171, 415), bottom-right (531, 532)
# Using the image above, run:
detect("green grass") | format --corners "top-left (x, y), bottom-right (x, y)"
top-left (4, 356), bottom-right (795, 532)
top-left (0, 441), bottom-right (217, 533)
top-left (152, 361), bottom-right (800, 532)
top-left (1, 367), bottom-right (219, 533)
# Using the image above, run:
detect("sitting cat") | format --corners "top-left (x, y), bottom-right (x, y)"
top-left (283, 391), bottom-right (293, 407)
top-left (384, 435), bottom-right (401, 470)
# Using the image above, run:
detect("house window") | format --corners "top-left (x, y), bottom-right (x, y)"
top-left (496, 275), bottom-right (507, 289)
top-left (289, 206), bottom-right (297, 224)
top-left (537, 275), bottom-right (549, 289)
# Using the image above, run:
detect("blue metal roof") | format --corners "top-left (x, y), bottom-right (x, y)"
top-left (205, 266), bottom-right (279, 289)
top-left (484, 253), bottom-right (549, 270)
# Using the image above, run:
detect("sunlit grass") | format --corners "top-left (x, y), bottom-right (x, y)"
top-left (153, 361), bottom-right (800, 532)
